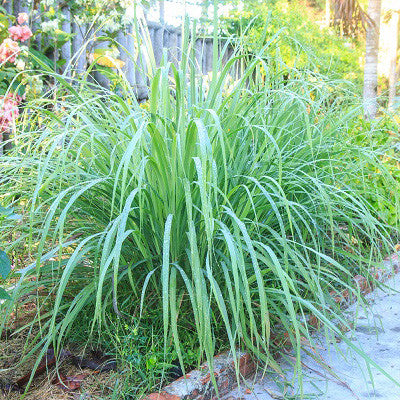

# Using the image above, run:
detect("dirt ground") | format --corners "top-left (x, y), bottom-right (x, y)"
top-left (0, 326), bottom-right (118, 400)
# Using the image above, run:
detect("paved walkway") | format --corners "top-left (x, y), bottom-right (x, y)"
top-left (224, 260), bottom-right (400, 400)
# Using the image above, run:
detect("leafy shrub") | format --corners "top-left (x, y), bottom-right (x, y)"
top-left (0, 204), bottom-right (20, 300)
top-left (346, 115), bottom-right (400, 227)
top-left (221, 0), bottom-right (364, 88)
top-left (0, 33), bottom-right (398, 393)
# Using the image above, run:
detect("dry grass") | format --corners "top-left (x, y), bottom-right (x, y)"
top-left (0, 328), bottom-right (118, 400)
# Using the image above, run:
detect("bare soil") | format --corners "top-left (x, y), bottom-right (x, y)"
top-left (0, 320), bottom-right (117, 400)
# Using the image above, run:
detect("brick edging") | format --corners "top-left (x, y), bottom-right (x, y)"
top-left (143, 254), bottom-right (400, 400)
top-left (143, 352), bottom-right (255, 400)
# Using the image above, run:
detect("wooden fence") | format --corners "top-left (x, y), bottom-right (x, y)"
top-left (2, 1), bottom-right (236, 100)
top-left (0, 1), bottom-right (240, 154)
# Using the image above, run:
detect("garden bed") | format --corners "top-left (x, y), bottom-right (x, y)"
top-left (1, 254), bottom-right (399, 400)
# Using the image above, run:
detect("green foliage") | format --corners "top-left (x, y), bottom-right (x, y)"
top-left (37, 0), bottom-right (147, 35)
top-left (347, 116), bottom-right (400, 226)
top-left (0, 26), bottom-right (398, 396)
top-left (0, 250), bottom-right (11, 280)
top-left (0, 10), bottom-right (50, 100)
top-left (0, 205), bottom-right (20, 300)
top-left (0, 11), bottom-right (10, 42)
top-left (0, 67), bottom-right (17, 93)
top-left (221, 0), bottom-right (364, 88)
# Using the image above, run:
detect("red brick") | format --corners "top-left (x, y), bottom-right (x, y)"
top-left (143, 392), bottom-right (181, 400)
top-left (354, 274), bottom-right (368, 291)
top-left (341, 289), bottom-right (349, 300)
top-left (220, 377), bottom-right (230, 389)
top-left (237, 353), bottom-right (256, 377)
top-left (200, 372), bottom-right (211, 384)
top-left (174, 373), bottom-right (191, 382)
top-left (308, 314), bottom-right (320, 329)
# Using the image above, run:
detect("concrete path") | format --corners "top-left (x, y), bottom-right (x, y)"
top-left (223, 261), bottom-right (400, 400)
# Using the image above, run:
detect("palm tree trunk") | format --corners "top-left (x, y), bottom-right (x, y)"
top-left (326, 0), bottom-right (331, 26)
top-left (388, 10), bottom-right (399, 110)
top-left (363, 0), bottom-right (382, 119)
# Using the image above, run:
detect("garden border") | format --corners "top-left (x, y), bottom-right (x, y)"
top-left (142, 253), bottom-right (400, 400)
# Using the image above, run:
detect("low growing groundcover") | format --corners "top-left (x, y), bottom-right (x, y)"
top-left (0, 41), bottom-right (399, 398)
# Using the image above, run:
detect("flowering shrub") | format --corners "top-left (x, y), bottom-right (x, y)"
top-left (0, 12), bottom-right (37, 136)
top-left (0, 1), bottom-right (143, 139)
top-left (17, 12), bottom-right (29, 25)
top-left (9, 24), bottom-right (33, 42)
top-left (0, 38), bottom-right (20, 63)
top-left (0, 93), bottom-right (21, 132)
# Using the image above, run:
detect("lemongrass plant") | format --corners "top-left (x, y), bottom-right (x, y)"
top-left (0, 16), bottom-right (399, 396)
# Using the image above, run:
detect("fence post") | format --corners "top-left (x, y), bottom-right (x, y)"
top-left (61, 6), bottom-right (71, 76)
top-left (116, 28), bottom-right (128, 91)
top-left (168, 28), bottom-right (178, 67)
top-left (176, 32), bottom-right (182, 63)
top-left (195, 38), bottom-right (203, 74)
top-left (202, 39), bottom-right (208, 74)
top-left (13, 0), bottom-right (20, 16)
top-left (32, 10), bottom-right (42, 52)
top-left (163, 27), bottom-right (169, 58)
top-left (125, 23), bottom-right (137, 92)
top-left (71, 19), bottom-right (87, 75)
top-left (135, 25), bottom-right (148, 100)
top-left (153, 24), bottom-right (164, 67)
top-left (205, 38), bottom-right (213, 73)
top-left (148, 24), bottom-right (155, 51)
top-left (3, 0), bottom-right (12, 15)
top-left (92, 29), bottom-right (110, 89)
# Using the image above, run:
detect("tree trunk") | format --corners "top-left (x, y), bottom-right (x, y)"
top-left (326, 0), bottom-right (331, 26)
top-left (363, 0), bottom-right (382, 119)
top-left (388, 10), bottom-right (399, 110)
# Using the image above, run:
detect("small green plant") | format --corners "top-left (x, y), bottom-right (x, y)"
top-left (0, 249), bottom-right (11, 300)
top-left (0, 204), bottom-right (20, 300)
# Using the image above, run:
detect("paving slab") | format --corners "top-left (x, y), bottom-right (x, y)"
top-left (223, 261), bottom-right (400, 400)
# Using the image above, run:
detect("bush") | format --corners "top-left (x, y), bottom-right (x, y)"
top-left (221, 0), bottom-right (364, 89)
top-left (346, 115), bottom-right (400, 227)
top-left (0, 34), bottom-right (398, 394)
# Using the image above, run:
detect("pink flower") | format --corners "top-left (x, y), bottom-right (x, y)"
top-left (0, 93), bottom-right (21, 132)
top-left (17, 12), bottom-right (29, 25)
top-left (0, 38), bottom-right (20, 64)
top-left (8, 25), bottom-right (33, 42)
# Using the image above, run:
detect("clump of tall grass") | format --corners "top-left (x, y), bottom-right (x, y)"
top-left (0, 26), bottom-right (398, 394)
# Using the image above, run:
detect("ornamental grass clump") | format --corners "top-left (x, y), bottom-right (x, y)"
top-left (0, 29), bottom-right (398, 393)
